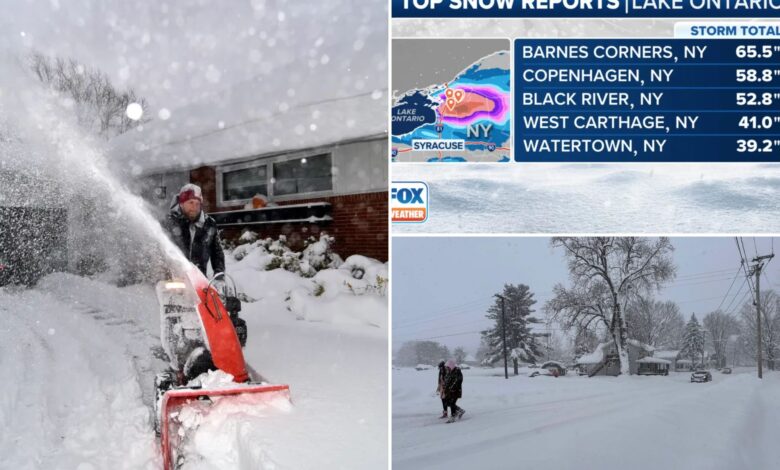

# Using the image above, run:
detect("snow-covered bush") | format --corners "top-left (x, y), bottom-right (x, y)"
top-left (237, 230), bottom-right (258, 245)
top-left (231, 243), bottom-right (252, 261)
top-left (230, 233), bottom-right (348, 278)
top-left (310, 255), bottom-right (388, 297)
top-left (226, 237), bottom-right (387, 330)
top-left (300, 234), bottom-right (343, 276)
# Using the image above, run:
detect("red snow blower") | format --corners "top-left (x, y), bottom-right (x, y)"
top-left (154, 264), bottom-right (290, 470)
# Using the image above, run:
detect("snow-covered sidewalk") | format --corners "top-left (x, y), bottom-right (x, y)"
top-left (393, 367), bottom-right (780, 470)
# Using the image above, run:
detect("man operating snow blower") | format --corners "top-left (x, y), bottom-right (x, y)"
top-left (163, 183), bottom-right (246, 347)
top-left (154, 183), bottom-right (290, 470)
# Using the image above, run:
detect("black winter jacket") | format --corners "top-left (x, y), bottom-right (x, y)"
top-left (443, 367), bottom-right (463, 399)
top-left (165, 208), bottom-right (225, 276)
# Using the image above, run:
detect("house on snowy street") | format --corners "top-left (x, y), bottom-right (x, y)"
top-left (575, 339), bottom-right (655, 376)
top-left (674, 351), bottom-right (713, 371)
top-left (654, 350), bottom-right (682, 371)
top-left (110, 56), bottom-right (388, 262)
top-left (676, 359), bottom-right (694, 371)
top-left (636, 357), bottom-right (671, 375)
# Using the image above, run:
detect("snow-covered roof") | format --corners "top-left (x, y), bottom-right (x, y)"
top-left (677, 359), bottom-right (693, 364)
top-left (637, 357), bottom-right (671, 365)
top-left (577, 342), bottom-right (608, 365)
top-left (576, 339), bottom-right (654, 365)
top-left (110, 90), bottom-right (387, 175)
top-left (626, 339), bottom-right (655, 352)
top-left (654, 350), bottom-right (680, 360)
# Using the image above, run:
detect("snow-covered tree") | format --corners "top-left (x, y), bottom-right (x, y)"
top-left (453, 347), bottom-right (467, 364)
top-left (703, 310), bottom-right (740, 368)
top-left (475, 338), bottom-right (491, 364)
top-left (573, 324), bottom-right (601, 360)
top-left (626, 296), bottom-right (685, 349)
top-left (545, 237), bottom-right (676, 375)
top-left (394, 341), bottom-right (450, 367)
top-left (481, 284), bottom-right (541, 366)
top-left (681, 314), bottom-right (705, 366)
top-left (739, 290), bottom-right (780, 370)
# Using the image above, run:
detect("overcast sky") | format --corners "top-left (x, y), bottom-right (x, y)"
top-left (1, 0), bottom-right (386, 113)
top-left (392, 237), bottom-right (780, 354)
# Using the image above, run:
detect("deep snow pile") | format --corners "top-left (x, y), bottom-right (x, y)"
top-left (1, 248), bottom-right (387, 469)
top-left (176, 248), bottom-right (388, 468)
top-left (229, 234), bottom-right (388, 332)
top-left (393, 366), bottom-right (780, 470)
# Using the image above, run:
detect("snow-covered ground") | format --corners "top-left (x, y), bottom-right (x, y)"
top-left (393, 366), bottom-right (780, 470)
top-left (1, 257), bottom-right (387, 469)
top-left (392, 164), bottom-right (780, 233)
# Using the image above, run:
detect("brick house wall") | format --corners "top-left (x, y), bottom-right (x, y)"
top-left (189, 166), bottom-right (388, 262)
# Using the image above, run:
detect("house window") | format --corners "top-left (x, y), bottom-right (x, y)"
top-left (223, 166), bottom-right (268, 202)
top-left (273, 154), bottom-right (332, 196)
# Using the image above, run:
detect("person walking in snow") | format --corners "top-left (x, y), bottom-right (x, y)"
top-left (442, 359), bottom-right (465, 423)
top-left (164, 183), bottom-right (225, 276)
top-left (436, 360), bottom-right (448, 418)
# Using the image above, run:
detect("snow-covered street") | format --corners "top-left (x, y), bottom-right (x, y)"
top-left (1, 261), bottom-right (387, 469)
top-left (393, 366), bottom-right (780, 470)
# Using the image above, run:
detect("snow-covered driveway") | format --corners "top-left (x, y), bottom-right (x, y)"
top-left (393, 367), bottom-right (780, 470)
top-left (1, 269), bottom-right (387, 469)
top-left (0, 274), bottom-right (161, 469)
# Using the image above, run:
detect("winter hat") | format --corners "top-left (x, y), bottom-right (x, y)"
top-left (445, 359), bottom-right (456, 369)
top-left (178, 183), bottom-right (203, 204)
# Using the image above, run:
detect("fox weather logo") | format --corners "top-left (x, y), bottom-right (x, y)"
top-left (391, 181), bottom-right (428, 223)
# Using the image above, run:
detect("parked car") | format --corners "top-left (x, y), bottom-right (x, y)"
top-left (415, 364), bottom-right (432, 371)
top-left (721, 368), bottom-right (732, 374)
top-left (459, 364), bottom-right (471, 370)
top-left (691, 370), bottom-right (712, 383)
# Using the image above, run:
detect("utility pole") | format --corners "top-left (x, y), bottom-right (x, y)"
top-left (497, 294), bottom-right (508, 379)
top-left (512, 305), bottom-right (519, 376)
top-left (749, 253), bottom-right (774, 379)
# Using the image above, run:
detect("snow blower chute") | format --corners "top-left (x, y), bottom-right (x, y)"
top-left (154, 264), bottom-right (290, 470)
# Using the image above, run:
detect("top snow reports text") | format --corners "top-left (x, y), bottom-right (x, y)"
top-left (404, 0), bottom-right (780, 12)
top-left (522, 45), bottom-right (676, 60)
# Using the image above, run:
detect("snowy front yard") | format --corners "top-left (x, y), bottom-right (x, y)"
top-left (393, 366), bottom-right (780, 470)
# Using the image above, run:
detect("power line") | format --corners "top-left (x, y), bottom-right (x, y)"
top-left (674, 267), bottom-right (743, 280)
top-left (723, 277), bottom-right (748, 315)
top-left (400, 268), bottom-right (743, 330)
top-left (714, 265), bottom-right (743, 312)
top-left (724, 287), bottom-right (751, 317)
top-left (409, 329), bottom-right (485, 341)
top-left (393, 296), bottom-right (493, 329)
